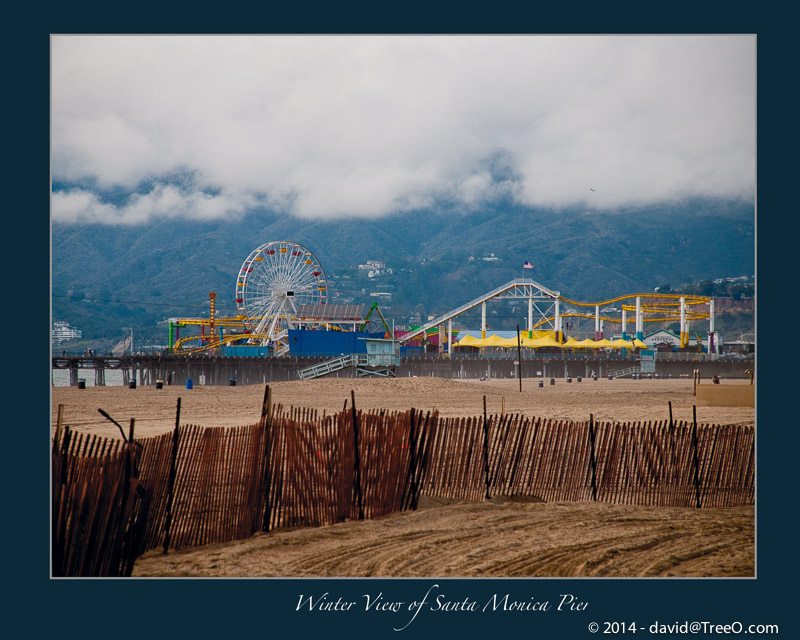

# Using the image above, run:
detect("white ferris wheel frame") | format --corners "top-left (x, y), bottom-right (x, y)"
top-left (234, 241), bottom-right (328, 346)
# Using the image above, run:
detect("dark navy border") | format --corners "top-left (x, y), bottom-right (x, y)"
top-left (19, 4), bottom-right (792, 638)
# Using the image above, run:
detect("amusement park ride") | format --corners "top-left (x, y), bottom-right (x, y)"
top-left (167, 241), bottom-right (718, 356)
top-left (170, 241), bottom-right (330, 356)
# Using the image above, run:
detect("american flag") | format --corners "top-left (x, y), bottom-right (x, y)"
top-left (523, 261), bottom-right (534, 269)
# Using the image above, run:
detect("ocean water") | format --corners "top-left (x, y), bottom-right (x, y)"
top-left (51, 368), bottom-right (126, 387)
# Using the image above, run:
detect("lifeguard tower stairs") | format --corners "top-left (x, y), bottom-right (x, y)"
top-left (611, 349), bottom-right (657, 378)
top-left (297, 338), bottom-right (400, 380)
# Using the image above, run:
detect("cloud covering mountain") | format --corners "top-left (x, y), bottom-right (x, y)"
top-left (51, 35), bottom-right (755, 224)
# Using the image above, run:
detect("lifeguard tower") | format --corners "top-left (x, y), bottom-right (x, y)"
top-left (296, 337), bottom-right (399, 380)
top-left (358, 337), bottom-right (400, 377)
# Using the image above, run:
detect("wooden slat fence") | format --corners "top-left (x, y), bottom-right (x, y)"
top-left (417, 415), bottom-right (754, 508)
top-left (52, 427), bottom-right (150, 576)
top-left (52, 394), bottom-right (755, 576)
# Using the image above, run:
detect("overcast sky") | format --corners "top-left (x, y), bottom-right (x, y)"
top-left (51, 35), bottom-right (755, 225)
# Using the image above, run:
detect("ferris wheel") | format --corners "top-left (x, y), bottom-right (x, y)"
top-left (235, 241), bottom-right (328, 352)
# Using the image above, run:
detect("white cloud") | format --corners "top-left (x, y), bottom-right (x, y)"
top-left (51, 34), bottom-right (755, 223)
top-left (51, 189), bottom-right (118, 224)
top-left (52, 185), bottom-right (258, 225)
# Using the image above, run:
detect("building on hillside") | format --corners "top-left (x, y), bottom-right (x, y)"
top-left (359, 260), bottom-right (386, 271)
top-left (52, 321), bottom-right (82, 345)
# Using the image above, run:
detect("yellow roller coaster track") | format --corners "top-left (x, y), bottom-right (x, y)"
top-left (558, 292), bottom-right (711, 312)
top-left (559, 293), bottom-right (711, 307)
top-left (173, 333), bottom-right (274, 353)
top-left (531, 311), bottom-right (708, 330)
top-left (532, 293), bottom-right (712, 345)
top-left (171, 313), bottom-right (349, 353)
top-left (172, 316), bottom-right (250, 328)
top-left (172, 313), bottom-right (350, 330)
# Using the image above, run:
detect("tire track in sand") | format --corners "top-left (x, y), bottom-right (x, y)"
top-left (133, 500), bottom-right (753, 578)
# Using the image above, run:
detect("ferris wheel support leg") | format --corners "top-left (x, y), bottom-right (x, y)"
top-left (267, 309), bottom-right (283, 342)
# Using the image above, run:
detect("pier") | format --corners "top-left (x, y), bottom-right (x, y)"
top-left (52, 353), bottom-right (754, 387)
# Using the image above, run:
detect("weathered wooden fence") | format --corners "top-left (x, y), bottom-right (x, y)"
top-left (419, 414), bottom-right (755, 508)
top-left (52, 393), bottom-right (755, 576)
top-left (52, 416), bottom-right (151, 576)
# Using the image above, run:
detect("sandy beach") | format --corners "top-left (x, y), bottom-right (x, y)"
top-left (52, 377), bottom-right (755, 439)
top-left (51, 377), bottom-right (756, 578)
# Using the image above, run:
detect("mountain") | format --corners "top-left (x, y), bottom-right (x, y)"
top-left (51, 198), bottom-right (754, 348)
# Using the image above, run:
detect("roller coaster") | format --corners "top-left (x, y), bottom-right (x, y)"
top-left (397, 278), bottom-right (714, 351)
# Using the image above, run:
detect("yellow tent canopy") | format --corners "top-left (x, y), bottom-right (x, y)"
top-left (483, 334), bottom-right (512, 347)
top-left (515, 334), bottom-right (562, 348)
top-left (455, 334), bottom-right (484, 347)
top-left (523, 330), bottom-right (558, 339)
top-left (456, 332), bottom-right (568, 349)
top-left (534, 335), bottom-right (565, 348)
top-left (455, 333), bottom-right (515, 347)
top-left (456, 331), bottom-right (646, 350)
top-left (609, 339), bottom-right (634, 349)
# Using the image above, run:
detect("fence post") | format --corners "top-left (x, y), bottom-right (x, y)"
top-left (668, 401), bottom-right (678, 494)
top-left (260, 383), bottom-right (272, 424)
top-left (401, 408), bottom-right (418, 511)
top-left (412, 411), bottom-right (432, 510)
top-left (692, 405), bottom-right (701, 509)
top-left (409, 408), bottom-right (418, 509)
top-left (483, 395), bottom-right (491, 499)
top-left (589, 413), bottom-right (597, 501)
top-left (53, 404), bottom-right (64, 454)
top-left (51, 412), bottom-right (68, 575)
top-left (261, 385), bottom-right (273, 532)
top-left (162, 397), bottom-right (181, 553)
top-left (516, 324), bottom-right (523, 393)
top-left (351, 390), bottom-right (364, 521)
top-left (113, 418), bottom-right (140, 576)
